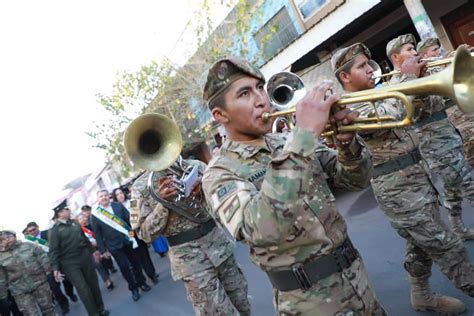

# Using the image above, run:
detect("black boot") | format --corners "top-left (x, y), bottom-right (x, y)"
top-left (131, 289), bottom-right (140, 302)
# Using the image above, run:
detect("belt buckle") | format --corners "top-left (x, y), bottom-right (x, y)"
top-left (291, 263), bottom-right (312, 291)
top-left (337, 241), bottom-right (358, 269)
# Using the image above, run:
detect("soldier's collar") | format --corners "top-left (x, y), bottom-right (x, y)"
top-left (223, 136), bottom-right (271, 158)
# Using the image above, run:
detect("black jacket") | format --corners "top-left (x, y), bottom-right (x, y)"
top-left (92, 202), bottom-right (132, 253)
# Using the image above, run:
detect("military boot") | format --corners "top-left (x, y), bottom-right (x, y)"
top-left (410, 276), bottom-right (465, 315)
top-left (448, 214), bottom-right (474, 240)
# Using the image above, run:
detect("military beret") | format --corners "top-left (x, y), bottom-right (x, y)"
top-left (203, 57), bottom-right (265, 106)
top-left (0, 227), bottom-right (16, 236)
top-left (331, 42), bottom-right (371, 72)
top-left (416, 38), bottom-right (440, 53)
top-left (386, 33), bottom-right (416, 59)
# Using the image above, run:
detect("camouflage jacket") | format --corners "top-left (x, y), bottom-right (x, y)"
top-left (391, 71), bottom-right (464, 153)
top-left (131, 159), bottom-right (235, 280)
top-left (390, 72), bottom-right (448, 118)
top-left (350, 96), bottom-right (419, 166)
top-left (0, 241), bottom-right (51, 299)
top-left (202, 127), bottom-right (373, 272)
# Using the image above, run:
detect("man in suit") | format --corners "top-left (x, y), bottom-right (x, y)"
top-left (91, 189), bottom-right (151, 302)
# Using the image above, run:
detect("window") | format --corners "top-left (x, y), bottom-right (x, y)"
top-left (295, 0), bottom-right (328, 19)
top-left (254, 8), bottom-right (299, 60)
top-left (292, 0), bottom-right (345, 29)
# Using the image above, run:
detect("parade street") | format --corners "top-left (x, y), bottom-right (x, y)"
top-left (65, 177), bottom-right (474, 316)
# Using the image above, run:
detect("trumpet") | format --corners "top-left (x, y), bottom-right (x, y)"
top-left (373, 52), bottom-right (474, 80)
top-left (262, 46), bottom-right (474, 135)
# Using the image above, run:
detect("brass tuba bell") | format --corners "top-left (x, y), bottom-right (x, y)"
top-left (124, 113), bottom-right (210, 223)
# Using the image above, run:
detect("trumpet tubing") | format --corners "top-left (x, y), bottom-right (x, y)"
top-left (263, 46), bottom-right (474, 135)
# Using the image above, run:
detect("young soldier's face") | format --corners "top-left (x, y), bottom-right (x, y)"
top-left (422, 45), bottom-right (441, 58)
top-left (345, 55), bottom-right (375, 91)
top-left (217, 76), bottom-right (272, 141)
top-left (397, 43), bottom-right (417, 63)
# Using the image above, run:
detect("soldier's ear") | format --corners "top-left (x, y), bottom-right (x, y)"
top-left (212, 107), bottom-right (230, 124)
top-left (339, 71), bottom-right (351, 84)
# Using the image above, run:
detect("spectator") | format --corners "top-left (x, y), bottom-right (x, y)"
top-left (92, 189), bottom-right (151, 302)
top-left (81, 205), bottom-right (117, 275)
top-left (76, 214), bottom-right (115, 290)
top-left (112, 188), bottom-right (159, 284)
top-left (48, 201), bottom-right (109, 316)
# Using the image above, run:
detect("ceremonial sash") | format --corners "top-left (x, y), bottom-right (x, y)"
top-left (25, 235), bottom-right (49, 253)
top-left (81, 226), bottom-right (97, 245)
top-left (93, 206), bottom-right (138, 249)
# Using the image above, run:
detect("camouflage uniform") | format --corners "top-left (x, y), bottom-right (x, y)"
top-left (390, 72), bottom-right (474, 223)
top-left (131, 159), bottom-right (250, 316)
top-left (203, 127), bottom-right (386, 315)
top-left (0, 238), bottom-right (54, 316)
top-left (352, 95), bottom-right (474, 294)
top-left (417, 36), bottom-right (474, 169)
top-left (447, 106), bottom-right (474, 167)
top-left (332, 42), bottom-right (474, 303)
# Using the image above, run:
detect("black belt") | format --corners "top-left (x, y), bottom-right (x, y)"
top-left (266, 238), bottom-right (359, 292)
top-left (414, 110), bottom-right (447, 128)
top-left (167, 220), bottom-right (216, 247)
top-left (374, 149), bottom-right (422, 177)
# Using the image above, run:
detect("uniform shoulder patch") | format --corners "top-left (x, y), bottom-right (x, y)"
top-left (222, 195), bottom-right (240, 222)
top-left (216, 182), bottom-right (237, 202)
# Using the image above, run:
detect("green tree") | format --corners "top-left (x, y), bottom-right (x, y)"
top-left (88, 0), bottom-right (272, 176)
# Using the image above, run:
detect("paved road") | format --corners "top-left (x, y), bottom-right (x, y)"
top-left (66, 180), bottom-right (474, 315)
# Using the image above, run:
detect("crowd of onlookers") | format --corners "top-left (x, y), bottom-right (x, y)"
top-left (0, 187), bottom-right (168, 316)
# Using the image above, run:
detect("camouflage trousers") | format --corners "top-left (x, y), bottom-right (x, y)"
top-left (447, 106), bottom-right (474, 167)
top-left (182, 254), bottom-right (251, 316)
top-left (273, 258), bottom-right (386, 315)
top-left (416, 118), bottom-right (474, 216)
top-left (371, 164), bottom-right (474, 296)
top-left (14, 281), bottom-right (54, 316)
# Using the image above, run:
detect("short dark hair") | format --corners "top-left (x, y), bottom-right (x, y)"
top-left (335, 58), bottom-right (357, 85)
top-left (26, 222), bottom-right (39, 229)
top-left (81, 205), bottom-right (92, 211)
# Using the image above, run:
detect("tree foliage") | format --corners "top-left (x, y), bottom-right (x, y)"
top-left (88, 0), bottom-right (272, 176)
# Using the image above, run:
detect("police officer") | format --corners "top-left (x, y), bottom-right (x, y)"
top-left (201, 58), bottom-right (385, 315)
top-left (48, 201), bottom-right (109, 316)
top-left (132, 158), bottom-right (251, 316)
top-left (332, 42), bottom-right (474, 314)
top-left (0, 228), bottom-right (54, 316)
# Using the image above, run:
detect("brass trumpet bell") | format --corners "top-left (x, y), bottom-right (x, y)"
top-left (262, 46), bottom-right (474, 135)
top-left (267, 71), bottom-right (306, 111)
top-left (123, 113), bottom-right (183, 171)
top-left (353, 46), bottom-right (474, 113)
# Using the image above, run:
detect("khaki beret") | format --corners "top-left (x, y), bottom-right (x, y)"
top-left (386, 33), bottom-right (416, 59)
top-left (0, 229), bottom-right (16, 236)
top-left (203, 57), bottom-right (265, 107)
top-left (416, 38), bottom-right (440, 53)
top-left (331, 42), bottom-right (371, 72)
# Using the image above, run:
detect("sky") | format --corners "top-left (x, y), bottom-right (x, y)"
top-left (0, 0), bottom-right (232, 233)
